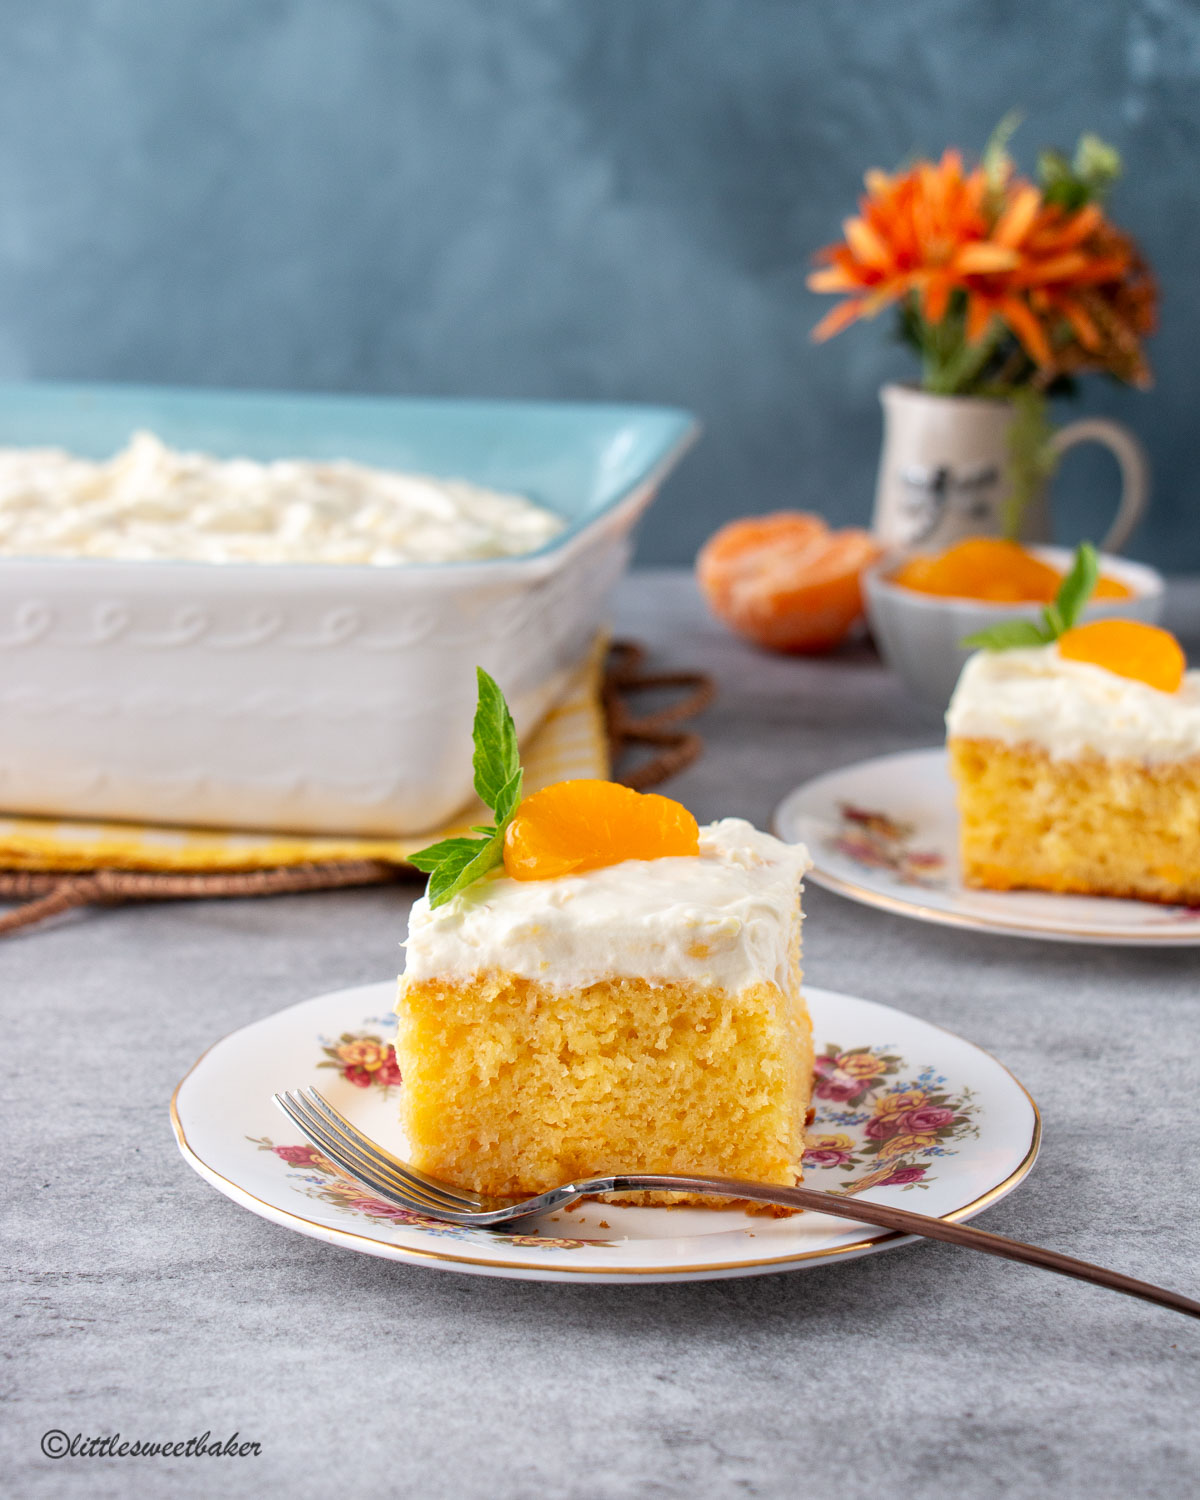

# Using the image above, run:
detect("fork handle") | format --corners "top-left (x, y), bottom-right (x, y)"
top-left (602, 1175), bottom-right (1200, 1321)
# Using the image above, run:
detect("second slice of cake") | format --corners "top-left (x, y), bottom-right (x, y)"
top-left (396, 816), bottom-right (813, 1205)
top-left (947, 615), bottom-right (1200, 905)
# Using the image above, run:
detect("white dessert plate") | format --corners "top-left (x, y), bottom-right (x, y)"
top-left (774, 748), bottom-right (1200, 946)
top-left (171, 979), bottom-right (1039, 1284)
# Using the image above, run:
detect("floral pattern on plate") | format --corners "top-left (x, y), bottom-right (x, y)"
top-left (315, 1025), bottom-right (402, 1092)
top-left (827, 803), bottom-right (946, 889)
top-left (805, 1043), bottom-right (979, 1194)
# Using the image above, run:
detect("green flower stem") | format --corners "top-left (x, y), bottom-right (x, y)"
top-left (918, 311), bottom-right (1003, 396)
top-left (1002, 388), bottom-right (1058, 538)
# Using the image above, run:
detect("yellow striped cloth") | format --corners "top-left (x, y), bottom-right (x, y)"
top-left (0, 640), bottom-right (610, 874)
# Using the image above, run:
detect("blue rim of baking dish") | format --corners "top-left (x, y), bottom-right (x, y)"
top-left (0, 380), bottom-right (701, 573)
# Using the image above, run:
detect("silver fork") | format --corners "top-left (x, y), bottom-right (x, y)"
top-left (273, 1086), bottom-right (1200, 1320)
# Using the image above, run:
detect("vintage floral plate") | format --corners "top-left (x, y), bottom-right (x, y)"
top-left (171, 979), bottom-right (1039, 1283)
top-left (775, 748), bottom-right (1200, 946)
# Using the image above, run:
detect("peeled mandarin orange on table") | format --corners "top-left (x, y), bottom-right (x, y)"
top-left (890, 536), bottom-right (1133, 603)
top-left (1058, 619), bottom-right (1186, 693)
top-left (696, 511), bottom-right (882, 653)
top-left (503, 778), bottom-right (700, 881)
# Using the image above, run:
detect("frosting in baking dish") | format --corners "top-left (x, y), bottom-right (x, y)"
top-left (0, 430), bottom-right (564, 564)
top-left (402, 818), bottom-right (812, 991)
top-left (947, 644), bottom-right (1200, 762)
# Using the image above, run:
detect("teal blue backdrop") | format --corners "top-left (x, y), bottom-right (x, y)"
top-left (0, 1), bottom-right (1195, 565)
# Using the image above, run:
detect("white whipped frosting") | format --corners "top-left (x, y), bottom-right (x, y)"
top-left (401, 818), bottom-right (812, 993)
top-left (0, 430), bottom-right (563, 565)
top-left (946, 643), bottom-right (1200, 762)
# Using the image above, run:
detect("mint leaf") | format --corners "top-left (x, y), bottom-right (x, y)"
top-left (408, 836), bottom-right (486, 874)
top-left (472, 667), bottom-right (522, 813)
top-left (425, 833), bottom-right (505, 907)
top-left (1052, 541), bottom-right (1099, 633)
top-left (962, 542), bottom-right (1100, 653)
top-left (408, 668), bottom-right (526, 909)
top-left (961, 619), bottom-right (1052, 651)
top-left (492, 765), bottom-right (524, 825)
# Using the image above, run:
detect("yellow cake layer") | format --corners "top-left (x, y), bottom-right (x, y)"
top-left (949, 737), bottom-right (1200, 905)
top-left (394, 971), bottom-right (813, 1209)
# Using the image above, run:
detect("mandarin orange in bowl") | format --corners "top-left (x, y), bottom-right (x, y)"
top-left (697, 511), bottom-right (882, 653)
top-left (863, 541), bottom-right (1165, 709)
top-left (889, 537), bottom-right (1132, 604)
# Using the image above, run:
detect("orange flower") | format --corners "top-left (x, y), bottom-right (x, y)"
top-left (808, 149), bottom-right (1156, 384)
top-left (808, 151), bottom-right (1003, 339)
top-left (961, 197), bottom-right (1142, 372)
top-left (1027, 217), bottom-right (1157, 387)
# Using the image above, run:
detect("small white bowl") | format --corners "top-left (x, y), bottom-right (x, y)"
top-left (863, 545), bottom-right (1166, 710)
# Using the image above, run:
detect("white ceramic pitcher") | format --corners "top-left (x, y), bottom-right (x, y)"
top-left (873, 383), bottom-right (1149, 553)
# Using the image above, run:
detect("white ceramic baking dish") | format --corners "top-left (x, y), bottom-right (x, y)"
top-left (0, 383), bottom-right (698, 835)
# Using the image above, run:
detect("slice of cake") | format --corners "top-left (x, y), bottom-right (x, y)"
top-left (947, 617), bottom-right (1200, 905)
top-left (395, 672), bottom-right (812, 1206)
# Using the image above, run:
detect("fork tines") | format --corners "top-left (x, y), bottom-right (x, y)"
top-left (272, 1087), bottom-right (481, 1218)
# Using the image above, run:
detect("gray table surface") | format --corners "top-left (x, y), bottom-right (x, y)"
top-left (5, 568), bottom-right (1200, 1500)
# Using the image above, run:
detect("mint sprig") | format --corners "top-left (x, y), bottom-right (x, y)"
top-left (961, 542), bottom-right (1099, 652)
top-left (408, 668), bottom-right (524, 909)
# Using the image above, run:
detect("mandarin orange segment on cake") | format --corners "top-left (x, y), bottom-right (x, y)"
top-left (1057, 619), bottom-right (1185, 693)
top-left (947, 598), bottom-right (1200, 905)
top-left (503, 778), bottom-right (699, 881)
top-left (397, 682), bottom-right (813, 1209)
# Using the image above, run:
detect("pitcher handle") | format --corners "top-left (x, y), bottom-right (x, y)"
top-left (1050, 418), bottom-right (1150, 554)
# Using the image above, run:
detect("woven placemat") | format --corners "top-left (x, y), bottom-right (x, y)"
top-left (0, 641), bottom-right (713, 936)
